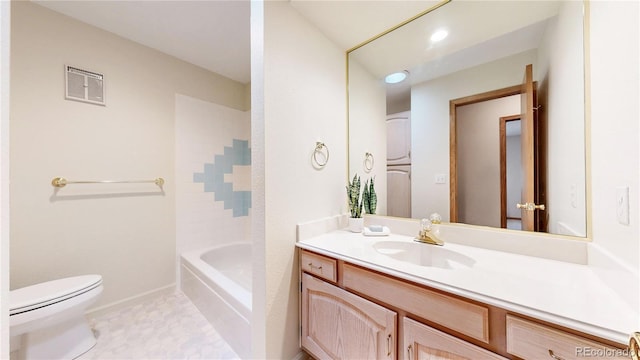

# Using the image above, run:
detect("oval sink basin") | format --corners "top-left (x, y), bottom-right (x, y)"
top-left (373, 240), bottom-right (475, 269)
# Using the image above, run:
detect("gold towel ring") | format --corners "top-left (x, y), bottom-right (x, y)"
top-left (364, 152), bottom-right (374, 172)
top-left (313, 142), bottom-right (329, 168)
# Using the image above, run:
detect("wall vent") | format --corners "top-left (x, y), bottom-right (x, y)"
top-left (65, 65), bottom-right (105, 106)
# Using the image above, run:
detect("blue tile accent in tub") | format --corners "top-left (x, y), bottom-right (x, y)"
top-left (194, 139), bottom-right (251, 217)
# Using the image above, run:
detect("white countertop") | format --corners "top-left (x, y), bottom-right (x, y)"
top-left (296, 229), bottom-right (637, 345)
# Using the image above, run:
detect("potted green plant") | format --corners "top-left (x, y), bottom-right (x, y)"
top-left (346, 174), bottom-right (364, 232)
top-left (363, 177), bottom-right (377, 215)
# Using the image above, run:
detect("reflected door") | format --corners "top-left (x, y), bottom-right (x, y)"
top-left (387, 112), bottom-right (411, 217)
top-left (387, 112), bottom-right (411, 165)
top-left (519, 64), bottom-right (544, 231)
top-left (388, 165), bottom-right (411, 218)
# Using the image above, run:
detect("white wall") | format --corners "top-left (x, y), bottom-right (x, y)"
top-left (537, 1), bottom-right (586, 237)
top-left (257, 2), bottom-right (347, 358)
top-left (0, 1), bottom-right (10, 357)
top-left (589, 1), bottom-right (639, 270)
top-left (250, 2), bottom-right (266, 357)
top-left (9, 2), bottom-right (248, 310)
top-left (348, 58), bottom-right (387, 215)
top-left (457, 96), bottom-right (520, 228)
top-left (175, 94), bottom-right (251, 267)
top-left (411, 50), bottom-right (538, 220)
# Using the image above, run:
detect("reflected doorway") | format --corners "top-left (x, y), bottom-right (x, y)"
top-left (500, 116), bottom-right (522, 230)
top-left (450, 65), bottom-right (547, 232)
top-left (450, 84), bottom-right (525, 226)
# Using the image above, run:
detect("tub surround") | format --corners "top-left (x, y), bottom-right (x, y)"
top-left (180, 243), bottom-right (252, 360)
top-left (296, 215), bottom-right (637, 346)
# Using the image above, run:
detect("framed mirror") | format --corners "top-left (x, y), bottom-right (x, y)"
top-left (348, 0), bottom-right (588, 238)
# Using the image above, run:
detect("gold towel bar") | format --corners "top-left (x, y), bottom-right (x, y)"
top-left (51, 177), bottom-right (165, 188)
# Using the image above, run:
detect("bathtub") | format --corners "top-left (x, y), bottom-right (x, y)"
top-left (180, 242), bottom-right (251, 359)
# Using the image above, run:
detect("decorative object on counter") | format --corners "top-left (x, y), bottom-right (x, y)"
top-left (346, 174), bottom-right (364, 232)
top-left (631, 332), bottom-right (639, 360)
top-left (312, 141), bottom-right (329, 168)
top-left (415, 218), bottom-right (444, 246)
top-left (429, 213), bottom-right (442, 237)
top-left (363, 225), bottom-right (390, 236)
top-left (364, 152), bottom-right (374, 172)
top-left (363, 177), bottom-right (377, 215)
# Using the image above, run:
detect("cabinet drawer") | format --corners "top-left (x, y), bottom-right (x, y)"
top-left (403, 317), bottom-right (506, 360)
top-left (343, 263), bottom-right (489, 343)
top-left (300, 250), bottom-right (337, 283)
top-left (506, 316), bottom-right (628, 360)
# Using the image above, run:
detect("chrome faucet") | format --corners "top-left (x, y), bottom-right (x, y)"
top-left (415, 215), bottom-right (444, 246)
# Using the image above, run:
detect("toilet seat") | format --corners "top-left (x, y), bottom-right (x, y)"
top-left (10, 275), bottom-right (102, 316)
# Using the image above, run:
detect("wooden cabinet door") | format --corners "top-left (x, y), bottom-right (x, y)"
top-left (302, 273), bottom-right (397, 360)
top-left (402, 318), bottom-right (506, 360)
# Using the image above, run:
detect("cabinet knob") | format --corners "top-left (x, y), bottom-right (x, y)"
top-left (308, 263), bottom-right (323, 271)
top-left (548, 349), bottom-right (565, 360)
top-left (386, 334), bottom-right (392, 357)
top-left (407, 344), bottom-right (413, 359)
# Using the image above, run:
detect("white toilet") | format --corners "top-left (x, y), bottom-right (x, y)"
top-left (10, 275), bottom-right (103, 360)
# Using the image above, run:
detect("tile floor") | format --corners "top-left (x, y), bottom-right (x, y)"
top-left (79, 292), bottom-right (239, 360)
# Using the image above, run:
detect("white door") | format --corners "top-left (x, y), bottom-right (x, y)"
top-left (387, 111), bottom-right (411, 218)
top-left (387, 112), bottom-right (411, 166)
top-left (387, 165), bottom-right (411, 218)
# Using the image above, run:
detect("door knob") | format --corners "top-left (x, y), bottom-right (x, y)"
top-left (517, 202), bottom-right (545, 211)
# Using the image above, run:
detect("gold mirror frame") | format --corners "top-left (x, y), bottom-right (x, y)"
top-left (345, 0), bottom-right (592, 241)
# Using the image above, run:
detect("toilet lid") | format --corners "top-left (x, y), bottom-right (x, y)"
top-left (10, 275), bottom-right (102, 315)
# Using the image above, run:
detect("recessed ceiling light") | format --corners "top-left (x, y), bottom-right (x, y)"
top-left (430, 29), bottom-right (448, 42)
top-left (385, 71), bottom-right (408, 84)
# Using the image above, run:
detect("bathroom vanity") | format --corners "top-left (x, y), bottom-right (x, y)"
top-left (296, 226), bottom-right (634, 360)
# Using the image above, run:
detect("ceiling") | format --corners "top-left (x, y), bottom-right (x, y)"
top-left (288, 0), bottom-right (443, 51)
top-left (33, 0), bottom-right (442, 85)
top-left (344, 1), bottom-right (560, 109)
top-left (33, 0), bottom-right (556, 91)
top-left (35, 0), bottom-right (252, 84)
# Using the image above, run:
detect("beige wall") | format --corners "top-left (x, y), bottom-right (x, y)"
top-left (257, 2), bottom-right (347, 358)
top-left (9, 1), bottom-right (248, 310)
top-left (456, 95), bottom-right (520, 228)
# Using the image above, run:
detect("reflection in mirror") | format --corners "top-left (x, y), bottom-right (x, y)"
top-left (348, 0), bottom-right (587, 237)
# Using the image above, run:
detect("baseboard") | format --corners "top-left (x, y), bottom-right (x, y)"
top-left (291, 349), bottom-right (311, 360)
top-left (85, 283), bottom-right (177, 319)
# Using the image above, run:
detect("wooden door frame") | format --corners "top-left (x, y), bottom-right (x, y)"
top-left (449, 83), bottom-right (536, 223)
top-left (499, 115), bottom-right (522, 229)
